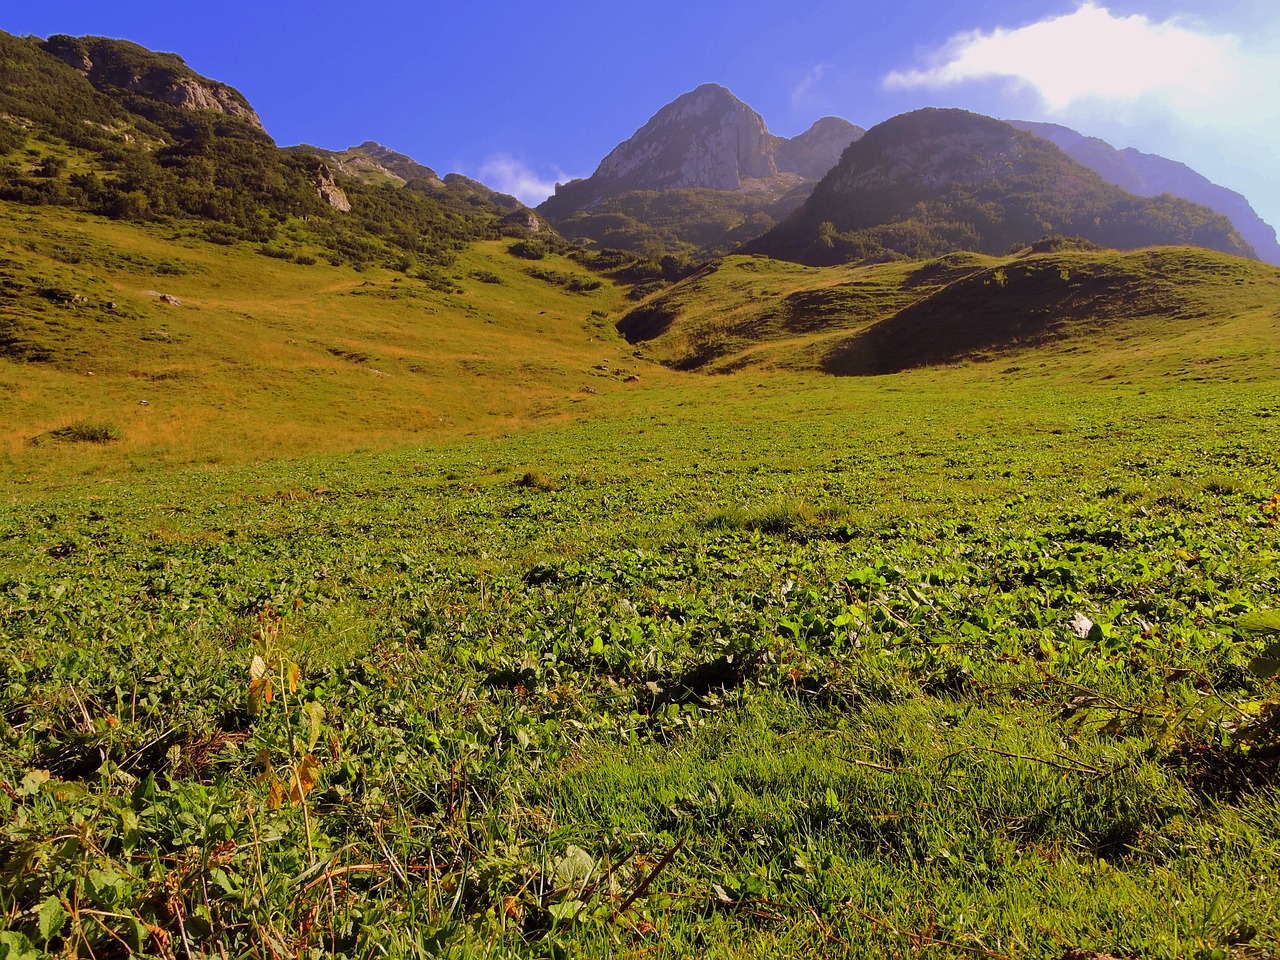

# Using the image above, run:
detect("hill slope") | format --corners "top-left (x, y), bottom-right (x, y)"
top-left (0, 200), bottom-right (653, 482)
top-left (747, 109), bottom-right (1255, 265)
top-left (618, 247), bottom-right (1280, 377)
top-left (0, 31), bottom-right (545, 272)
top-left (1009, 120), bottom-right (1280, 266)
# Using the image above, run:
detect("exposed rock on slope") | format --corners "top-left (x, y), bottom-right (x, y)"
top-left (312, 164), bottom-right (351, 212)
top-left (546, 83), bottom-right (862, 205)
top-left (1009, 120), bottom-right (1280, 266)
top-left (591, 83), bottom-right (779, 191)
top-left (42, 34), bottom-right (265, 132)
top-left (287, 141), bottom-right (445, 187)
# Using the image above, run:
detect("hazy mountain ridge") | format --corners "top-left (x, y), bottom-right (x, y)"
top-left (747, 109), bottom-right (1254, 265)
top-left (1008, 120), bottom-right (1280, 266)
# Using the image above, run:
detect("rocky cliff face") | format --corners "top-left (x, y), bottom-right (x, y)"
top-left (1009, 120), bottom-right (1280, 266)
top-left (312, 164), bottom-right (351, 212)
top-left (287, 141), bottom-right (444, 187)
top-left (42, 35), bottom-right (265, 132)
top-left (536, 84), bottom-right (863, 255)
top-left (592, 84), bottom-right (781, 191)
top-left (551, 84), bottom-right (863, 205)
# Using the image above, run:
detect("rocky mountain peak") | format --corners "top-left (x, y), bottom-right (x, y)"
top-left (777, 116), bottom-right (867, 180)
top-left (592, 83), bottom-right (778, 191)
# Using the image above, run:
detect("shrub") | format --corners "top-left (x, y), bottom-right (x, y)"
top-left (33, 421), bottom-right (122, 444)
top-left (508, 240), bottom-right (547, 260)
top-left (513, 469), bottom-right (558, 491)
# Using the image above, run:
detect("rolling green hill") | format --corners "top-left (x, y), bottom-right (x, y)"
top-left (0, 200), bottom-right (656, 485)
top-left (618, 246), bottom-right (1280, 377)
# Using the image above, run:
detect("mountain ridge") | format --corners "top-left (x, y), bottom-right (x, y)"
top-left (1007, 120), bottom-right (1280, 266)
top-left (746, 108), bottom-right (1254, 265)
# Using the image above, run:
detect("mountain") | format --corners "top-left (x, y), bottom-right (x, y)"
top-left (0, 31), bottom-right (546, 270)
top-left (746, 108), bottom-right (1255, 265)
top-left (538, 84), bottom-right (864, 256)
top-left (1008, 120), bottom-right (1280, 266)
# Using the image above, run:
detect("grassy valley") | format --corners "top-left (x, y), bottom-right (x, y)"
top-left (3, 347), bottom-right (1280, 958)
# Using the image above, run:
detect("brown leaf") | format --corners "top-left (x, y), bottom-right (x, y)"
top-left (288, 755), bottom-right (321, 805)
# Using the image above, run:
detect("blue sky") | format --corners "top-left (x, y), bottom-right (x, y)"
top-left (4, 2), bottom-right (1279, 232)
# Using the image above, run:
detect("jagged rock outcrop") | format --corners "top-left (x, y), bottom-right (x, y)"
top-left (288, 141), bottom-right (444, 187)
top-left (592, 83), bottom-right (780, 191)
top-left (1009, 120), bottom-right (1280, 266)
top-left (502, 209), bottom-right (546, 233)
top-left (42, 34), bottom-right (265, 132)
top-left (312, 164), bottom-right (351, 212)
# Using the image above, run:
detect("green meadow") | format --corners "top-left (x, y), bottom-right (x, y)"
top-left (2, 202), bottom-right (1280, 958)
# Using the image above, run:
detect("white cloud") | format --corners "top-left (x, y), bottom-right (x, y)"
top-left (476, 154), bottom-right (573, 206)
top-left (880, 3), bottom-right (1280, 245)
top-left (884, 3), bottom-right (1260, 119)
top-left (791, 64), bottom-right (830, 109)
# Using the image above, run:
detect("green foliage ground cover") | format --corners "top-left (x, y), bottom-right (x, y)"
top-left (3, 369), bottom-right (1280, 958)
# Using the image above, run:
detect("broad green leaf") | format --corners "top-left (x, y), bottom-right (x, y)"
top-left (18, 770), bottom-right (49, 797)
top-left (36, 896), bottom-right (66, 942)
top-left (554, 845), bottom-right (594, 886)
top-left (1237, 611), bottom-right (1280, 635)
top-left (547, 900), bottom-right (585, 923)
top-left (0, 931), bottom-right (40, 960)
top-left (1249, 641), bottom-right (1280, 678)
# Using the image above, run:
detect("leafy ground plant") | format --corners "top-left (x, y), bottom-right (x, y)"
top-left (2, 361), bottom-right (1280, 958)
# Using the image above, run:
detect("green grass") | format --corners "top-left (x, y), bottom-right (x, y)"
top-left (0, 200), bottom-right (650, 487)
top-left (3, 364), bottom-right (1280, 957)
top-left (3, 201), bottom-right (1280, 957)
top-left (619, 248), bottom-right (1280, 377)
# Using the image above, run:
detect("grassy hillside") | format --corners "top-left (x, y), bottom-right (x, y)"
top-left (617, 247), bottom-right (1280, 377)
top-left (0, 201), bottom-right (654, 487)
